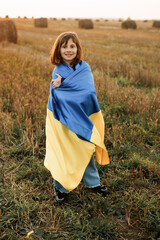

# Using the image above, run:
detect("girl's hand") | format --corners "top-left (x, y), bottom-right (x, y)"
top-left (51, 73), bottom-right (62, 89)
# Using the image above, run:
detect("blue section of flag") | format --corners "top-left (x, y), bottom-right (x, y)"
top-left (47, 60), bottom-right (100, 142)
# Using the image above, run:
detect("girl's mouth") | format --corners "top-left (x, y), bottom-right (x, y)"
top-left (65, 54), bottom-right (73, 57)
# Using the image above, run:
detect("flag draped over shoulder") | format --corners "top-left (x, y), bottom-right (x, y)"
top-left (44, 60), bottom-right (109, 191)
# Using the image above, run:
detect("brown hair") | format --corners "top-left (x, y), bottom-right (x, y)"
top-left (50, 32), bottom-right (83, 66)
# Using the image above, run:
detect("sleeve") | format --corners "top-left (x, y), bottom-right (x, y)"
top-left (61, 77), bottom-right (65, 83)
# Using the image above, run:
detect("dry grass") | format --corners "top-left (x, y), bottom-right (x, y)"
top-left (93, 69), bottom-right (160, 120)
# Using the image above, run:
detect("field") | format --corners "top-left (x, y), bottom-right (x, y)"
top-left (0, 18), bottom-right (160, 240)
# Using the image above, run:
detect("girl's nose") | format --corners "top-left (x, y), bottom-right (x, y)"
top-left (65, 47), bottom-right (72, 51)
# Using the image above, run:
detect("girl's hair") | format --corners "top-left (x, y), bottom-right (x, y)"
top-left (50, 32), bottom-right (83, 66)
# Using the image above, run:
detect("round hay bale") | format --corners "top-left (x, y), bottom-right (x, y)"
top-left (34, 18), bottom-right (48, 28)
top-left (0, 19), bottom-right (17, 43)
top-left (78, 19), bottom-right (94, 29)
top-left (152, 20), bottom-right (160, 28)
top-left (121, 20), bottom-right (137, 29)
top-left (118, 18), bottom-right (123, 22)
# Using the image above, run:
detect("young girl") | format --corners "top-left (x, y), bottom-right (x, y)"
top-left (44, 32), bottom-right (110, 203)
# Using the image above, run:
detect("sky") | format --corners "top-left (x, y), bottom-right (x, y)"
top-left (0, 0), bottom-right (160, 20)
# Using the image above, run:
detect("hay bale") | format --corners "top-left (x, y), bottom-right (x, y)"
top-left (121, 20), bottom-right (137, 29)
top-left (34, 18), bottom-right (48, 28)
top-left (118, 18), bottom-right (123, 22)
top-left (153, 20), bottom-right (160, 28)
top-left (78, 19), bottom-right (94, 29)
top-left (0, 19), bottom-right (17, 43)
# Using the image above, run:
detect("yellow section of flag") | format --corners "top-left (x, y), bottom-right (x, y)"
top-left (89, 110), bottom-right (109, 165)
top-left (44, 109), bottom-right (109, 191)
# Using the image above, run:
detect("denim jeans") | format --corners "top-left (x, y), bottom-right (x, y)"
top-left (54, 156), bottom-right (100, 193)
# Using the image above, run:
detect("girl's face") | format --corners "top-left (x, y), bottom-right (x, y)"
top-left (60, 38), bottom-right (77, 66)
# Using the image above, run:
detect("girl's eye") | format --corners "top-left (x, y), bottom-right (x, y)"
top-left (61, 44), bottom-right (76, 49)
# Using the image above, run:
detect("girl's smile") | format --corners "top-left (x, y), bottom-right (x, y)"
top-left (60, 38), bottom-right (77, 66)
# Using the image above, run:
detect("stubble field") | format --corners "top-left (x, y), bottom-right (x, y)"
top-left (0, 18), bottom-right (160, 240)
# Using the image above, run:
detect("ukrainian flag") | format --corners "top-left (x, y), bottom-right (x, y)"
top-left (44, 60), bottom-right (109, 191)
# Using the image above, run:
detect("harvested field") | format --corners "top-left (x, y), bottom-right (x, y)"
top-left (0, 18), bottom-right (160, 240)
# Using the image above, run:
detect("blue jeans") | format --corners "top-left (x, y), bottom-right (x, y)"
top-left (54, 156), bottom-right (100, 193)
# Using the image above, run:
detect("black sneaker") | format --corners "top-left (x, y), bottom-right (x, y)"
top-left (89, 185), bottom-right (109, 195)
top-left (54, 188), bottom-right (68, 203)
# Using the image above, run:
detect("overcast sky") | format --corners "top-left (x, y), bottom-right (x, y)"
top-left (1, 0), bottom-right (160, 20)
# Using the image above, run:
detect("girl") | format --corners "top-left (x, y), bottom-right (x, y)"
top-left (44, 32), bottom-right (110, 203)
